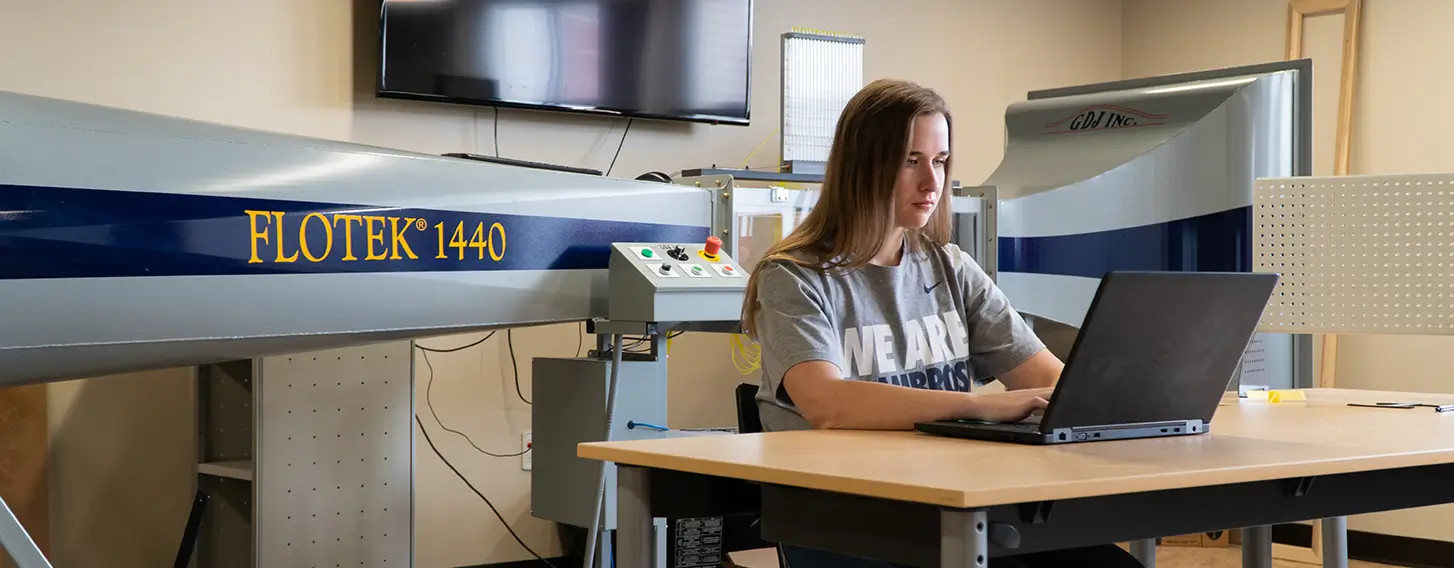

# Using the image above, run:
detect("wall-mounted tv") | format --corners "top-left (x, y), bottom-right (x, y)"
top-left (377, 0), bottom-right (754, 126)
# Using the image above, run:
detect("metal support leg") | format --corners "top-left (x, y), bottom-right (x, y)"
top-left (593, 530), bottom-right (614, 568)
top-left (1131, 538), bottom-right (1156, 568)
top-left (618, 466), bottom-right (653, 568)
top-left (0, 495), bottom-right (51, 568)
top-left (654, 518), bottom-right (671, 568)
top-left (173, 489), bottom-right (210, 568)
top-left (941, 508), bottom-right (989, 568)
top-left (1241, 525), bottom-right (1272, 568)
top-left (1321, 517), bottom-right (1348, 568)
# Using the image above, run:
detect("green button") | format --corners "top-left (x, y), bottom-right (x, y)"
top-left (641, 249), bottom-right (654, 257)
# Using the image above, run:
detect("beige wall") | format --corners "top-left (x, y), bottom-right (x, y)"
top-left (1122, 0), bottom-right (1454, 544)
top-left (0, 0), bottom-right (1123, 566)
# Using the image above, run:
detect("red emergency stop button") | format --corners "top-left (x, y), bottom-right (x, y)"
top-left (701, 236), bottom-right (723, 261)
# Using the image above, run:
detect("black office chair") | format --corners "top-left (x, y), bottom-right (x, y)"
top-left (735, 382), bottom-right (763, 434)
top-left (733, 383), bottom-right (791, 567)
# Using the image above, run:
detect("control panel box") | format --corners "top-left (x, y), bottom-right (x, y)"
top-left (608, 237), bottom-right (747, 323)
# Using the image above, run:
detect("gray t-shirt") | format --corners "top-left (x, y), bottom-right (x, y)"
top-left (752, 241), bottom-right (1046, 432)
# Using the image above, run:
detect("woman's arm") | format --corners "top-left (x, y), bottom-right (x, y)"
top-left (955, 248), bottom-right (1062, 388)
top-left (998, 349), bottom-right (1064, 390)
top-left (783, 361), bottom-right (1052, 430)
top-left (751, 261), bottom-right (1049, 430)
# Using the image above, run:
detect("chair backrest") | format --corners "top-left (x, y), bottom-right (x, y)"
top-left (735, 383), bottom-right (763, 434)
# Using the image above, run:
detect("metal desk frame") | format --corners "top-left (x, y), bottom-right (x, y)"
top-left (613, 461), bottom-right (1454, 568)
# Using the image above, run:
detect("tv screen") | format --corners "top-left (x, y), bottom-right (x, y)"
top-left (377, 0), bottom-right (754, 126)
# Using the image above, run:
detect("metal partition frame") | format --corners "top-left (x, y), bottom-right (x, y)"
top-left (674, 172), bottom-right (992, 276)
top-left (955, 184), bottom-right (998, 281)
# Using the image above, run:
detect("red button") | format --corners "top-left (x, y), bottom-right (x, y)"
top-left (724, 266), bottom-right (734, 273)
top-left (704, 236), bottom-right (722, 256)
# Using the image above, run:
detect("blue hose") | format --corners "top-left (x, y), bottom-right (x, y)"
top-left (627, 421), bottom-right (668, 431)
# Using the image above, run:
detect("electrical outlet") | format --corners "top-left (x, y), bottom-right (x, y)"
top-left (522, 431), bottom-right (532, 471)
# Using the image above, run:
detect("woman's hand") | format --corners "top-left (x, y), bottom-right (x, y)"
top-left (965, 388), bottom-right (1052, 423)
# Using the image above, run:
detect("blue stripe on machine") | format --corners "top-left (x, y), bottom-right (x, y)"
top-left (0, 184), bottom-right (709, 280)
top-left (998, 206), bottom-right (1250, 278)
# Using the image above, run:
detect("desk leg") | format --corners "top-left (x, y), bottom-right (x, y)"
top-left (941, 509), bottom-right (988, 567)
top-left (1130, 538), bottom-right (1156, 568)
top-left (1321, 517), bottom-right (1348, 568)
top-left (0, 495), bottom-right (49, 568)
top-left (1242, 525), bottom-right (1272, 568)
top-left (617, 466), bottom-right (653, 568)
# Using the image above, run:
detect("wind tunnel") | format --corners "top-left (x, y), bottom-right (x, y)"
top-left (0, 91), bottom-right (711, 386)
top-left (977, 61), bottom-right (1313, 390)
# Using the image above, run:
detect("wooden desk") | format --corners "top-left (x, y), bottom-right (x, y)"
top-left (580, 389), bottom-right (1454, 568)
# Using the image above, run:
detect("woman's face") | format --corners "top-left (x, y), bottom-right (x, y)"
top-left (892, 112), bottom-right (951, 231)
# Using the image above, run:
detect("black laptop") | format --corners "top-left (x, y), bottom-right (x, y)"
top-left (915, 270), bottom-right (1280, 445)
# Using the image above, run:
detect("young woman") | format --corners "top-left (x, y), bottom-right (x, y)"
top-left (740, 79), bottom-right (1146, 568)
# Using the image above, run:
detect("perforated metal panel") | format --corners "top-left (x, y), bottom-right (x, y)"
top-left (1255, 173), bottom-right (1454, 334)
top-left (255, 341), bottom-right (414, 567)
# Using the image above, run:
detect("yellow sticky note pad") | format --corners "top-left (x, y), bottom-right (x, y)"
top-left (1268, 389), bottom-right (1307, 402)
top-left (1243, 389), bottom-right (1307, 403)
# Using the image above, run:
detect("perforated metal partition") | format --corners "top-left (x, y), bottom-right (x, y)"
top-left (191, 341), bottom-right (415, 567)
top-left (252, 342), bottom-right (414, 566)
top-left (1255, 172), bottom-right (1454, 334)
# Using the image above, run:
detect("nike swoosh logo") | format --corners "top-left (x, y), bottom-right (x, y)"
top-left (924, 280), bottom-right (943, 294)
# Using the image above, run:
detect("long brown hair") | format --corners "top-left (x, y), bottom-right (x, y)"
top-left (741, 79), bottom-right (954, 337)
